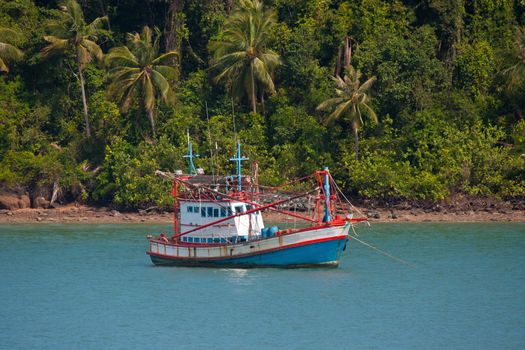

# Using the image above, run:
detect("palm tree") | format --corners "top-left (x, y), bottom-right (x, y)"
top-left (209, 0), bottom-right (281, 113)
top-left (0, 27), bottom-right (24, 73)
top-left (41, 0), bottom-right (108, 138)
top-left (317, 64), bottom-right (377, 161)
top-left (105, 26), bottom-right (178, 138)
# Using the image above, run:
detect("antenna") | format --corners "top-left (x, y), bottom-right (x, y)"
top-left (229, 141), bottom-right (249, 192)
top-left (183, 132), bottom-right (199, 176)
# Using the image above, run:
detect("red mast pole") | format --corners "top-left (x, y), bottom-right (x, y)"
top-left (173, 179), bottom-right (178, 241)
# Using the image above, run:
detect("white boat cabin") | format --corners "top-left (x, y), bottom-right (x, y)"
top-left (179, 199), bottom-right (265, 243)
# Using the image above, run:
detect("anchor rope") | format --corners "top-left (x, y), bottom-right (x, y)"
top-left (347, 232), bottom-right (416, 268)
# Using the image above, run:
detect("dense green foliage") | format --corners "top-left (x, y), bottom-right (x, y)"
top-left (0, 0), bottom-right (524, 209)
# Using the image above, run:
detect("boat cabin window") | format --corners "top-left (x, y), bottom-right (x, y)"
top-left (220, 208), bottom-right (227, 217)
top-left (207, 238), bottom-right (213, 243)
top-left (201, 207), bottom-right (206, 217)
top-left (207, 207), bottom-right (213, 217)
top-left (188, 237), bottom-right (193, 243)
top-left (187, 206), bottom-right (193, 213)
top-left (234, 205), bottom-right (244, 213)
top-left (213, 208), bottom-right (219, 217)
top-left (193, 206), bottom-right (199, 213)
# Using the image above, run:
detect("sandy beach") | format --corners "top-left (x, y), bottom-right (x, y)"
top-left (0, 205), bottom-right (523, 224)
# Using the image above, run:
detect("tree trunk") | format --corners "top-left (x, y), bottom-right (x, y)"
top-left (354, 127), bottom-right (359, 161)
top-left (261, 92), bottom-right (266, 118)
top-left (334, 45), bottom-right (342, 77)
top-left (77, 59), bottom-right (91, 138)
top-left (164, 0), bottom-right (185, 68)
top-left (250, 64), bottom-right (257, 113)
top-left (147, 109), bottom-right (156, 138)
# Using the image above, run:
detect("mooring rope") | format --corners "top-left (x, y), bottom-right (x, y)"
top-left (331, 177), bottom-right (367, 219)
top-left (348, 231), bottom-right (416, 268)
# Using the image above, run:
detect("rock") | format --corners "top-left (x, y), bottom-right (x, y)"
top-left (388, 212), bottom-right (398, 219)
top-left (138, 209), bottom-right (147, 216)
top-left (0, 209), bottom-right (9, 214)
top-left (110, 210), bottom-right (121, 217)
top-left (0, 192), bottom-right (30, 209)
top-left (365, 210), bottom-right (380, 219)
top-left (36, 217), bottom-right (42, 222)
top-left (34, 196), bottom-right (50, 209)
top-left (6, 211), bottom-right (13, 216)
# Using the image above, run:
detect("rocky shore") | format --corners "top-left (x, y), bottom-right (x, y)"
top-left (0, 204), bottom-right (523, 224)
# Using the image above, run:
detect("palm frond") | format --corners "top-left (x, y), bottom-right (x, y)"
top-left (154, 65), bottom-right (178, 81)
top-left (0, 58), bottom-right (8, 72)
top-left (82, 39), bottom-right (103, 62)
top-left (41, 36), bottom-right (69, 58)
top-left (253, 57), bottom-right (275, 93)
top-left (151, 50), bottom-right (178, 65)
top-left (358, 76), bottom-right (376, 93)
top-left (361, 102), bottom-right (378, 124)
top-left (316, 97), bottom-right (345, 111)
top-left (0, 42), bottom-right (24, 62)
top-left (142, 73), bottom-right (155, 112)
top-left (325, 99), bottom-right (352, 125)
top-left (151, 69), bottom-right (174, 104)
top-left (88, 16), bottom-right (108, 32)
top-left (106, 46), bottom-right (138, 68)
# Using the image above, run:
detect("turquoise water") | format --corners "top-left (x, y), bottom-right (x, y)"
top-left (0, 223), bottom-right (524, 349)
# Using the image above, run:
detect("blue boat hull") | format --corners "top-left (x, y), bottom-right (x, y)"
top-left (149, 238), bottom-right (348, 268)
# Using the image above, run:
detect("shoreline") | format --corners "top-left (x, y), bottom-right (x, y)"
top-left (0, 205), bottom-right (523, 224)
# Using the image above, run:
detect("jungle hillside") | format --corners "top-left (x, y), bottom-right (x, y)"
top-left (1, 0), bottom-right (524, 211)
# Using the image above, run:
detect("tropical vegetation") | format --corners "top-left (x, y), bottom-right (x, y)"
top-left (105, 26), bottom-right (178, 138)
top-left (0, 0), bottom-right (524, 210)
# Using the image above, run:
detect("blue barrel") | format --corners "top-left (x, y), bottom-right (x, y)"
top-left (268, 226), bottom-right (279, 237)
top-left (261, 227), bottom-right (268, 237)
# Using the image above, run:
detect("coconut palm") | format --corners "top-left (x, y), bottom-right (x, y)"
top-left (0, 27), bottom-right (24, 73)
top-left (317, 64), bottom-right (377, 161)
top-left (209, 0), bottom-right (281, 113)
top-left (41, 0), bottom-right (108, 138)
top-left (105, 26), bottom-right (178, 138)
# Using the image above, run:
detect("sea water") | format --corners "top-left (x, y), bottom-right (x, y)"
top-left (0, 223), bottom-right (524, 349)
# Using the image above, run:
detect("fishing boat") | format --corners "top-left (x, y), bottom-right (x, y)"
top-left (146, 141), bottom-right (367, 268)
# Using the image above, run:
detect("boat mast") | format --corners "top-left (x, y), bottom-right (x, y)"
top-left (323, 167), bottom-right (331, 223)
top-left (230, 141), bottom-right (249, 192)
top-left (173, 179), bottom-right (178, 240)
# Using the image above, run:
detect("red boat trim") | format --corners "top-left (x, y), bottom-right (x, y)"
top-left (150, 221), bottom-right (347, 247)
top-left (147, 234), bottom-right (348, 261)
